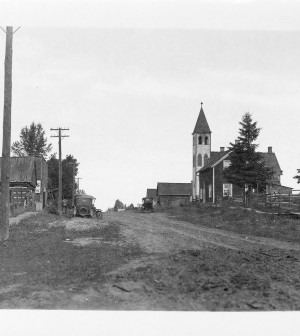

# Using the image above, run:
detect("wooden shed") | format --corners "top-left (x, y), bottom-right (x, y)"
top-left (0, 157), bottom-right (37, 209)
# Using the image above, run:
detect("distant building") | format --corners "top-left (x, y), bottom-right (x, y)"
top-left (146, 188), bottom-right (157, 206)
top-left (157, 182), bottom-right (192, 206)
top-left (192, 105), bottom-right (291, 203)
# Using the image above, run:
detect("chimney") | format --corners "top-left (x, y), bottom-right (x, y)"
top-left (268, 146), bottom-right (272, 153)
top-left (220, 147), bottom-right (225, 152)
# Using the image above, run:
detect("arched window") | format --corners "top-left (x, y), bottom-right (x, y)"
top-left (204, 153), bottom-right (209, 165)
top-left (197, 153), bottom-right (202, 166)
top-left (205, 136), bottom-right (209, 145)
top-left (198, 136), bottom-right (202, 145)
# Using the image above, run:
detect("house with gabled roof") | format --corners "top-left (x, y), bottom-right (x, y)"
top-left (157, 182), bottom-right (192, 206)
top-left (192, 104), bottom-right (291, 203)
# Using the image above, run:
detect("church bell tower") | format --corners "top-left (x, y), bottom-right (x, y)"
top-left (192, 103), bottom-right (211, 200)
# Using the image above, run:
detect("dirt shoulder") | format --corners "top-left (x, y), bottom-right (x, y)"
top-left (0, 210), bottom-right (299, 310)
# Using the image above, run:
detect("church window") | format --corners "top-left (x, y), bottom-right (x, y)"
top-left (205, 136), bottom-right (209, 145)
top-left (198, 136), bottom-right (202, 145)
top-left (204, 153), bottom-right (209, 165)
top-left (197, 153), bottom-right (202, 166)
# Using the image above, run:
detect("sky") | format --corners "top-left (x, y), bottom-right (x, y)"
top-left (0, 0), bottom-right (300, 211)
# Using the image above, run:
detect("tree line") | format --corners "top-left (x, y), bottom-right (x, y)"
top-left (11, 121), bottom-right (79, 202)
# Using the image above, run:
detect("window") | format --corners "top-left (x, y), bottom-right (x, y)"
top-left (200, 188), bottom-right (203, 199)
top-left (197, 153), bottom-right (202, 166)
top-left (223, 160), bottom-right (231, 169)
top-left (223, 183), bottom-right (232, 197)
top-left (193, 154), bottom-right (196, 167)
top-left (204, 153), bottom-right (209, 165)
top-left (209, 184), bottom-right (212, 198)
top-left (198, 136), bottom-right (202, 144)
top-left (205, 136), bottom-right (209, 145)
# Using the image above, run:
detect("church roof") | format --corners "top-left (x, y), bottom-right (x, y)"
top-left (193, 105), bottom-right (211, 134)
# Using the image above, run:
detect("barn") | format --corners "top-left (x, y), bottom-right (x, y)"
top-left (157, 182), bottom-right (192, 206)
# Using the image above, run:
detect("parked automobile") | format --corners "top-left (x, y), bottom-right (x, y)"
top-left (141, 197), bottom-right (154, 212)
top-left (74, 194), bottom-right (102, 219)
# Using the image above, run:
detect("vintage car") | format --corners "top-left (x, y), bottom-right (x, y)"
top-left (141, 197), bottom-right (154, 212)
top-left (74, 194), bottom-right (102, 219)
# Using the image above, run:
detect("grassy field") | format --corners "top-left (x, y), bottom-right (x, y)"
top-left (166, 203), bottom-right (300, 244)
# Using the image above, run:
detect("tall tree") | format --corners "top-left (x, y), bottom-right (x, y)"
top-left (11, 122), bottom-right (52, 158)
top-left (223, 113), bottom-right (273, 206)
top-left (47, 154), bottom-right (79, 201)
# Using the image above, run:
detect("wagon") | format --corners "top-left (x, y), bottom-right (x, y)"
top-left (74, 194), bottom-right (102, 219)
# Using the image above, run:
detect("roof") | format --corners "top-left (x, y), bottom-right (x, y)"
top-left (193, 106), bottom-right (211, 134)
top-left (34, 157), bottom-right (47, 180)
top-left (198, 150), bottom-right (231, 172)
top-left (199, 150), bottom-right (282, 176)
top-left (0, 156), bottom-right (37, 187)
top-left (259, 152), bottom-right (282, 175)
top-left (157, 182), bottom-right (192, 196)
top-left (74, 194), bottom-right (95, 199)
top-left (146, 188), bottom-right (157, 198)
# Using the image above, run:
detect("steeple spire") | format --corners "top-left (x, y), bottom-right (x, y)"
top-left (192, 102), bottom-right (211, 134)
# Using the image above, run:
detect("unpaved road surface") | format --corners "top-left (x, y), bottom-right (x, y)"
top-left (0, 211), bottom-right (299, 310)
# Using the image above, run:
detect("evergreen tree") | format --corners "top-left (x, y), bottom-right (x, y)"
top-left (11, 122), bottom-right (52, 158)
top-left (47, 154), bottom-right (79, 200)
top-left (223, 113), bottom-right (273, 206)
top-left (114, 199), bottom-right (124, 210)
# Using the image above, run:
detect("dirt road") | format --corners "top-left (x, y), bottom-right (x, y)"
top-left (101, 211), bottom-right (300, 310)
top-left (0, 210), bottom-right (299, 310)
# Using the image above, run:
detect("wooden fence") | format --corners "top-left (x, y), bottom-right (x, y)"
top-left (252, 190), bottom-right (300, 213)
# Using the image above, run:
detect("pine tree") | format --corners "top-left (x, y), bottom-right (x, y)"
top-left (11, 122), bottom-right (52, 158)
top-left (223, 113), bottom-right (274, 206)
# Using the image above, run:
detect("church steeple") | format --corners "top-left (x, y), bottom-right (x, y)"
top-left (193, 103), bottom-right (211, 135)
top-left (192, 102), bottom-right (212, 201)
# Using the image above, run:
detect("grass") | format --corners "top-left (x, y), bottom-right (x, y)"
top-left (166, 203), bottom-right (300, 244)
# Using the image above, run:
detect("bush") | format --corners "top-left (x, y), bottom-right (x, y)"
top-left (46, 203), bottom-right (59, 215)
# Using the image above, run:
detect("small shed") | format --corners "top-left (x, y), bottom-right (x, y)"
top-left (157, 182), bottom-right (192, 207)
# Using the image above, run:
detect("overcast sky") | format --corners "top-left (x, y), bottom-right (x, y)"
top-left (0, 0), bottom-right (300, 211)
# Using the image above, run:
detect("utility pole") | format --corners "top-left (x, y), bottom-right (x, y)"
top-left (0, 27), bottom-right (13, 241)
top-left (50, 127), bottom-right (69, 214)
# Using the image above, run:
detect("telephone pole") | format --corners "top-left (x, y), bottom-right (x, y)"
top-left (0, 27), bottom-right (13, 241)
top-left (50, 127), bottom-right (69, 214)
